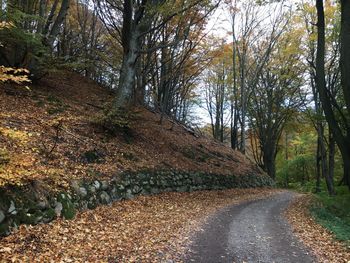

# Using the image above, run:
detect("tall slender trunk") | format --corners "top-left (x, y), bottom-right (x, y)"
top-left (340, 0), bottom-right (350, 114)
top-left (328, 130), bottom-right (336, 195)
top-left (239, 38), bottom-right (246, 154)
top-left (220, 61), bottom-right (225, 143)
top-left (319, 124), bottom-right (335, 195)
top-left (316, 136), bottom-right (321, 193)
top-left (338, 144), bottom-right (350, 187)
top-left (318, 124), bottom-right (328, 181)
top-left (231, 8), bottom-right (238, 150)
top-left (240, 68), bottom-right (246, 153)
top-left (339, 0), bottom-right (350, 188)
top-left (285, 131), bottom-right (289, 187)
top-left (315, 0), bottom-right (350, 189)
top-left (42, 0), bottom-right (59, 35)
top-left (215, 86), bottom-right (221, 140)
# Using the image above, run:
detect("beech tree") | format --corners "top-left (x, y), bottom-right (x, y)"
top-left (315, 0), bottom-right (350, 188)
top-left (248, 25), bottom-right (305, 179)
top-left (298, 1), bottom-right (339, 195)
top-left (97, 0), bottom-right (220, 109)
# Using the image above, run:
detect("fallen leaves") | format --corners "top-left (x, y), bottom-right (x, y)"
top-left (285, 194), bottom-right (350, 263)
top-left (0, 188), bottom-right (276, 262)
top-left (0, 71), bottom-right (261, 188)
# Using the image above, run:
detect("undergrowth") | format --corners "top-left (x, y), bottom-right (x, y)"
top-left (92, 105), bottom-right (137, 143)
top-left (287, 181), bottom-right (350, 245)
top-left (310, 186), bottom-right (350, 245)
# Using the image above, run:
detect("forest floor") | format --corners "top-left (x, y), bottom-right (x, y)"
top-left (0, 71), bottom-right (261, 189)
top-left (0, 188), bottom-right (276, 262)
top-left (286, 194), bottom-right (350, 262)
top-left (1, 189), bottom-right (348, 262)
top-left (1, 72), bottom-right (348, 262)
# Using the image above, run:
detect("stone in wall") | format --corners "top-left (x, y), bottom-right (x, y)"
top-left (0, 169), bottom-right (274, 236)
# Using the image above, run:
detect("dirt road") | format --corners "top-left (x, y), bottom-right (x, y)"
top-left (186, 191), bottom-right (315, 263)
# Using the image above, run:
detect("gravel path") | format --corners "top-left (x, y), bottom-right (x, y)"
top-left (185, 191), bottom-right (316, 263)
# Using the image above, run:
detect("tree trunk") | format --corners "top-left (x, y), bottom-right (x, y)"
top-left (316, 137), bottom-right (321, 193)
top-left (114, 0), bottom-right (143, 109)
top-left (239, 41), bottom-right (246, 154)
top-left (285, 132), bottom-right (289, 187)
top-left (115, 31), bottom-right (140, 108)
top-left (134, 57), bottom-right (145, 105)
top-left (36, 0), bottom-right (46, 33)
top-left (263, 143), bottom-right (276, 179)
top-left (338, 143), bottom-right (350, 187)
top-left (315, 0), bottom-right (350, 189)
top-left (42, 0), bottom-right (59, 36)
top-left (231, 11), bottom-right (238, 150)
top-left (327, 131), bottom-right (336, 195)
top-left (339, 0), bottom-right (350, 188)
top-left (318, 124), bottom-right (329, 188)
top-left (340, 0), bottom-right (350, 114)
top-left (220, 62), bottom-right (225, 143)
top-left (45, 0), bottom-right (70, 49)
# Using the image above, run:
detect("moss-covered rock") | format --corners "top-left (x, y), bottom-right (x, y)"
top-left (57, 193), bottom-right (76, 220)
top-left (0, 220), bottom-right (11, 236)
top-left (17, 210), bottom-right (44, 225)
top-left (42, 208), bottom-right (56, 223)
top-left (87, 195), bottom-right (98, 209)
top-left (0, 167), bottom-right (274, 237)
top-left (99, 191), bottom-right (111, 204)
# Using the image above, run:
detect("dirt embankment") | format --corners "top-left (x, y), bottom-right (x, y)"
top-left (0, 71), bottom-right (264, 189)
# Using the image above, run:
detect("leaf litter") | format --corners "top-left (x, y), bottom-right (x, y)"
top-left (0, 188), bottom-right (276, 262)
top-left (285, 194), bottom-right (350, 263)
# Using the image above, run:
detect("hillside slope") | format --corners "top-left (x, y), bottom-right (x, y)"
top-left (0, 71), bottom-right (264, 189)
top-left (0, 72), bottom-right (273, 236)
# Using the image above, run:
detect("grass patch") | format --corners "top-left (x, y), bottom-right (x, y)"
top-left (310, 186), bottom-right (350, 244)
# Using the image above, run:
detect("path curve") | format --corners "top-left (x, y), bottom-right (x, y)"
top-left (185, 191), bottom-right (315, 263)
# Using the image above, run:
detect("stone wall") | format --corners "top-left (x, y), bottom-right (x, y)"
top-left (0, 169), bottom-right (274, 236)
